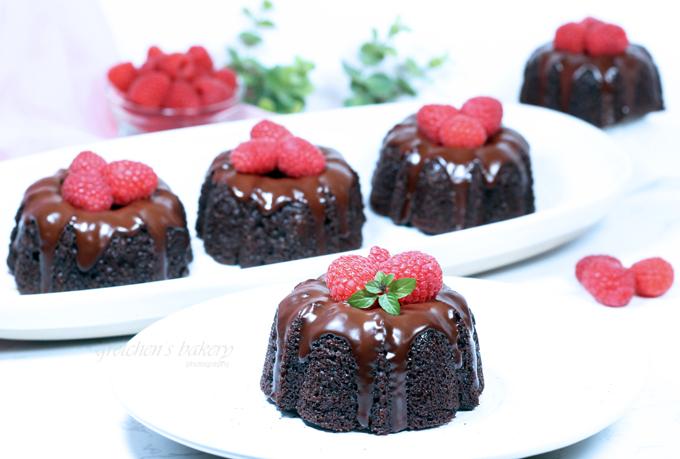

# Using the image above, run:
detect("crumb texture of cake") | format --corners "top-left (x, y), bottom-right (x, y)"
top-left (260, 276), bottom-right (484, 434)
top-left (7, 170), bottom-right (193, 294)
top-left (196, 147), bottom-right (365, 268)
top-left (369, 114), bottom-right (534, 235)
top-left (520, 44), bottom-right (664, 127)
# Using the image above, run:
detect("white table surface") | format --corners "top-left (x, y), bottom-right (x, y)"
top-left (1, 0), bottom-right (679, 457)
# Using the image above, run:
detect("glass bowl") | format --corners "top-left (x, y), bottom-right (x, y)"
top-left (106, 78), bottom-right (245, 136)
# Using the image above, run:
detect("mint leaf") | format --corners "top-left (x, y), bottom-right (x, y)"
top-left (256, 19), bottom-right (275, 28)
top-left (239, 31), bottom-right (262, 47)
top-left (378, 292), bottom-right (400, 315)
top-left (364, 280), bottom-right (383, 294)
top-left (388, 278), bottom-right (416, 299)
top-left (262, 0), bottom-right (273, 10)
top-left (348, 290), bottom-right (378, 309)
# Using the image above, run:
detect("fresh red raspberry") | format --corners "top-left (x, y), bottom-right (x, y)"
top-left (61, 173), bottom-right (113, 212)
top-left (438, 115), bottom-right (487, 149)
top-left (69, 151), bottom-right (108, 175)
top-left (554, 22), bottom-right (587, 54)
top-left (107, 62), bottom-right (137, 92)
top-left (164, 80), bottom-right (200, 109)
top-left (326, 255), bottom-right (379, 302)
top-left (581, 17), bottom-right (605, 32)
top-left (194, 76), bottom-right (234, 105)
top-left (187, 46), bottom-right (214, 71)
top-left (461, 97), bottom-right (503, 136)
top-left (367, 246), bottom-right (391, 265)
top-left (416, 104), bottom-right (459, 143)
top-left (158, 53), bottom-right (190, 79)
top-left (105, 160), bottom-right (159, 206)
top-left (139, 56), bottom-right (163, 74)
top-left (250, 120), bottom-right (292, 141)
top-left (147, 46), bottom-right (165, 60)
top-left (231, 139), bottom-right (278, 175)
top-left (277, 136), bottom-right (326, 177)
top-left (586, 24), bottom-right (629, 56)
top-left (379, 251), bottom-right (443, 304)
top-left (631, 257), bottom-right (674, 298)
top-left (580, 260), bottom-right (635, 307)
top-left (575, 255), bottom-right (622, 283)
top-left (127, 72), bottom-right (171, 108)
top-left (176, 60), bottom-right (198, 82)
top-left (213, 68), bottom-right (238, 90)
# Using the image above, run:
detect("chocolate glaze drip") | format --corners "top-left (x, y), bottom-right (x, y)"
top-left (12, 169), bottom-right (188, 293)
top-left (383, 115), bottom-right (530, 229)
top-left (208, 147), bottom-right (356, 255)
top-left (270, 276), bottom-right (480, 433)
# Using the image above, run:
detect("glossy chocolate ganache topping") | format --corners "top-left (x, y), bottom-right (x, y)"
top-left (11, 169), bottom-right (188, 293)
top-left (269, 276), bottom-right (481, 433)
top-left (207, 147), bottom-right (357, 254)
top-left (377, 114), bottom-right (531, 229)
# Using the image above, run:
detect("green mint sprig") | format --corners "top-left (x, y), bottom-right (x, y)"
top-left (348, 271), bottom-right (416, 316)
top-left (342, 16), bottom-right (448, 107)
top-left (227, 1), bottom-right (315, 114)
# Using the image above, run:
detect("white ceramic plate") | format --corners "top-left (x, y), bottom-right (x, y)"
top-left (110, 277), bottom-right (647, 459)
top-left (0, 103), bottom-right (631, 340)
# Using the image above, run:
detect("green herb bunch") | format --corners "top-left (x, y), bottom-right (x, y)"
top-left (227, 1), bottom-right (315, 113)
top-left (343, 16), bottom-right (448, 106)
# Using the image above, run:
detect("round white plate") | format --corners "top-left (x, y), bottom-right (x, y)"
top-left (0, 102), bottom-right (631, 340)
top-left (110, 277), bottom-right (647, 459)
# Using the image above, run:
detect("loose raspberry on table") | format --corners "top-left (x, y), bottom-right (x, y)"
top-left (580, 259), bottom-right (635, 307)
top-left (379, 251), bottom-right (443, 304)
top-left (416, 104), bottom-right (459, 143)
top-left (69, 151), bottom-right (108, 175)
top-left (164, 80), bottom-right (200, 109)
top-left (326, 255), bottom-right (379, 302)
top-left (231, 139), bottom-right (278, 175)
top-left (213, 68), bottom-right (238, 90)
top-left (554, 22), bottom-right (587, 55)
top-left (61, 172), bottom-right (113, 212)
top-left (438, 115), bottom-right (487, 149)
top-left (250, 120), bottom-right (293, 141)
top-left (575, 255), bottom-right (622, 283)
top-left (194, 76), bottom-right (233, 105)
top-left (367, 246), bottom-right (391, 265)
top-left (108, 62), bottom-right (137, 92)
top-left (631, 257), bottom-right (674, 298)
top-left (127, 72), bottom-right (171, 108)
top-left (187, 46), bottom-right (214, 71)
top-left (461, 97), bottom-right (503, 136)
top-left (586, 23), bottom-right (629, 56)
top-left (105, 160), bottom-right (158, 206)
top-left (277, 136), bottom-right (326, 178)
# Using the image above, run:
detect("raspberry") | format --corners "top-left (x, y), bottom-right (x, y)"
top-left (139, 56), bottom-right (163, 74)
top-left (326, 255), bottom-right (379, 302)
top-left (164, 80), bottom-right (200, 109)
top-left (213, 68), bottom-right (238, 90)
top-left (460, 97), bottom-right (504, 136)
top-left (438, 115), bottom-right (487, 149)
top-left (554, 22), bottom-right (587, 54)
top-left (176, 60), bottom-right (198, 82)
top-left (158, 53), bottom-right (189, 79)
top-left (147, 46), bottom-right (165, 60)
top-left (187, 46), bottom-right (213, 71)
top-left (194, 76), bottom-right (233, 105)
top-left (379, 251), bottom-right (443, 304)
top-left (575, 255), bottom-right (622, 283)
top-left (581, 17), bottom-right (605, 32)
top-left (416, 104), bottom-right (459, 143)
top-left (105, 160), bottom-right (158, 206)
top-left (127, 72), bottom-right (171, 108)
top-left (231, 139), bottom-right (278, 175)
top-left (631, 257), bottom-right (674, 298)
top-left (69, 151), bottom-right (108, 175)
top-left (250, 120), bottom-right (292, 141)
top-left (61, 173), bottom-right (113, 212)
top-left (586, 24), bottom-right (629, 56)
top-left (277, 137), bottom-right (326, 178)
top-left (580, 260), bottom-right (635, 307)
top-left (107, 62), bottom-right (136, 92)
top-left (367, 246), bottom-right (391, 265)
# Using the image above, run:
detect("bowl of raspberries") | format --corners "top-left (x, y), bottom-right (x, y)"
top-left (106, 46), bottom-right (243, 135)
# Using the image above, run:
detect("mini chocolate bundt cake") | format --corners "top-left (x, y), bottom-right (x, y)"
top-left (261, 275), bottom-right (484, 434)
top-left (370, 113), bottom-right (535, 235)
top-left (520, 18), bottom-right (663, 127)
top-left (7, 169), bottom-right (192, 294)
